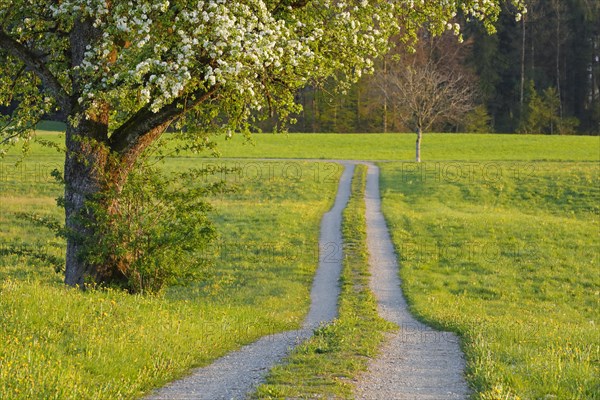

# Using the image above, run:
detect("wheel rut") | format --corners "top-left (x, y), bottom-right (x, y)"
top-left (146, 162), bottom-right (355, 400)
top-left (354, 163), bottom-right (469, 399)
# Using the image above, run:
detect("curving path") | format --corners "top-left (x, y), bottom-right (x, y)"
top-left (146, 162), bottom-right (355, 400)
top-left (354, 163), bottom-right (469, 399)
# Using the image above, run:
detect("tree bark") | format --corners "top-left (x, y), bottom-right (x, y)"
top-left (63, 19), bottom-right (114, 288)
top-left (61, 15), bottom-right (202, 287)
top-left (63, 122), bottom-right (111, 287)
top-left (416, 126), bottom-right (422, 162)
top-left (63, 124), bottom-right (168, 287)
top-left (383, 59), bottom-right (388, 133)
top-left (520, 16), bottom-right (526, 115)
top-left (552, 0), bottom-right (563, 118)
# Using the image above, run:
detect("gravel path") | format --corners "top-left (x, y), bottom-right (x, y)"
top-left (354, 163), bottom-right (469, 399)
top-left (146, 162), bottom-right (354, 400)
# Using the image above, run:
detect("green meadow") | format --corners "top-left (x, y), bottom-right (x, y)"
top-left (214, 132), bottom-right (599, 161)
top-left (0, 139), bottom-right (342, 398)
top-left (379, 161), bottom-right (599, 399)
top-left (19, 129), bottom-right (600, 161)
top-left (1, 129), bottom-right (598, 398)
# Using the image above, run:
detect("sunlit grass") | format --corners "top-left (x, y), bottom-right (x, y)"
top-left (0, 149), bottom-right (341, 398)
top-left (213, 133), bottom-right (600, 161)
top-left (379, 161), bottom-right (600, 399)
top-left (0, 280), bottom-right (288, 399)
top-left (8, 130), bottom-right (600, 162)
top-left (1, 128), bottom-right (598, 398)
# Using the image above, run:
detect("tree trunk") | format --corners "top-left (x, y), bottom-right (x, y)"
top-left (64, 17), bottom-right (172, 288)
top-left (63, 123), bottom-right (112, 287)
top-left (520, 16), bottom-right (526, 115)
top-left (415, 127), bottom-right (422, 162)
top-left (63, 18), bottom-right (115, 288)
top-left (383, 59), bottom-right (388, 133)
top-left (313, 87), bottom-right (319, 133)
top-left (356, 83), bottom-right (361, 132)
top-left (58, 16), bottom-right (209, 288)
top-left (555, 2), bottom-right (563, 118)
top-left (62, 116), bottom-right (170, 288)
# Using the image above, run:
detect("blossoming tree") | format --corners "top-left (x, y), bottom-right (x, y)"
top-left (0, 0), bottom-right (524, 287)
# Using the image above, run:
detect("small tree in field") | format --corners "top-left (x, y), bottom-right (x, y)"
top-left (375, 36), bottom-right (475, 162)
top-left (394, 61), bottom-right (475, 162)
top-left (0, 0), bottom-right (525, 289)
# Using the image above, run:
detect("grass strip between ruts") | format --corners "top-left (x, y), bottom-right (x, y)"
top-left (254, 164), bottom-right (396, 399)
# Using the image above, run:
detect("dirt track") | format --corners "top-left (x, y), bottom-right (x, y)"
top-left (354, 163), bottom-right (469, 399)
top-left (146, 163), bottom-right (355, 400)
top-left (147, 161), bottom-right (469, 399)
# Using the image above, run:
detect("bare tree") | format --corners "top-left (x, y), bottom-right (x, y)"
top-left (379, 59), bottom-right (476, 162)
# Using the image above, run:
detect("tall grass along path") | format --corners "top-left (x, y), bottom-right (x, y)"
top-left (355, 163), bottom-right (469, 399)
top-left (146, 163), bottom-right (355, 399)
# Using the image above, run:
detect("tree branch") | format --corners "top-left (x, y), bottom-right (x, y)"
top-left (0, 30), bottom-right (70, 109)
top-left (109, 85), bottom-right (221, 155)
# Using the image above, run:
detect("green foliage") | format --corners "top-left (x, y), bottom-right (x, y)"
top-left (519, 83), bottom-right (580, 134)
top-left (290, 80), bottom-right (382, 134)
top-left (0, 0), bottom-right (526, 147)
top-left (255, 164), bottom-right (394, 399)
top-left (1, 0), bottom-right (526, 287)
top-left (294, 0), bottom-right (598, 136)
top-left (463, 105), bottom-right (494, 133)
top-left (1, 134), bottom-right (227, 293)
top-left (468, 1), bottom-right (600, 134)
top-left (77, 162), bottom-right (228, 294)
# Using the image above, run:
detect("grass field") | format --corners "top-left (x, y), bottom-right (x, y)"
top-left (14, 130), bottom-right (600, 162)
top-left (0, 147), bottom-right (341, 398)
top-left (379, 161), bottom-right (599, 399)
top-left (213, 132), bottom-right (600, 161)
top-left (1, 128), bottom-right (599, 398)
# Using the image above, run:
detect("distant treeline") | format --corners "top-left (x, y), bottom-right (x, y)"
top-left (277, 1), bottom-right (599, 135)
